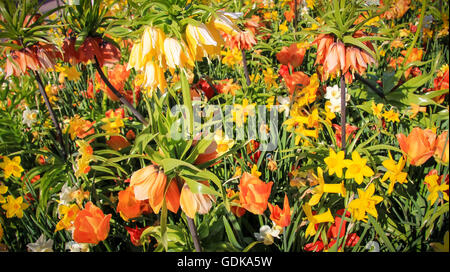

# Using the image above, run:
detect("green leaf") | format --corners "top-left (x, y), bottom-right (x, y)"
top-left (382, 71), bottom-right (397, 94)
top-left (181, 175), bottom-right (221, 196)
top-left (342, 35), bottom-right (376, 59)
top-left (369, 215), bottom-right (395, 252)
top-left (222, 216), bottom-right (242, 250)
top-left (184, 137), bottom-right (213, 164)
top-left (160, 157), bottom-right (201, 175)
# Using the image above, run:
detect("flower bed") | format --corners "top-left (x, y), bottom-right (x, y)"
top-left (0, 0), bottom-right (448, 252)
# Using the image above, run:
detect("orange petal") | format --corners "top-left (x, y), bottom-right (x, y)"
top-left (165, 179), bottom-right (181, 214)
top-left (180, 183), bottom-right (198, 219)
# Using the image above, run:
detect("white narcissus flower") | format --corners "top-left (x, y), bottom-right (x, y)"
top-left (58, 183), bottom-right (77, 207)
top-left (254, 225), bottom-right (281, 245)
top-left (277, 96), bottom-right (291, 117)
top-left (325, 85), bottom-right (351, 113)
top-left (65, 241), bottom-right (90, 252)
top-left (27, 234), bottom-right (54, 252)
top-left (324, 85), bottom-right (340, 100)
top-left (22, 107), bottom-right (39, 128)
top-left (365, 241), bottom-right (380, 252)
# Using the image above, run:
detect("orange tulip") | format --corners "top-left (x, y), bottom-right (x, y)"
top-left (180, 182), bottom-right (215, 219)
top-left (129, 165), bottom-right (167, 213)
top-left (434, 131), bottom-right (449, 164)
top-left (276, 43), bottom-right (306, 69)
top-left (226, 189), bottom-right (246, 217)
top-left (239, 172), bottom-right (273, 215)
top-left (73, 202), bottom-right (112, 244)
top-left (116, 187), bottom-right (152, 221)
top-left (268, 194), bottom-right (291, 228)
top-left (106, 136), bottom-right (130, 151)
top-left (397, 127), bottom-right (437, 166)
top-left (281, 70), bottom-right (310, 96)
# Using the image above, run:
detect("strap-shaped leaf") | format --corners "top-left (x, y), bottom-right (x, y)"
top-left (160, 157), bottom-right (201, 174)
top-left (342, 35), bottom-right (376, 59)
top-left (181, 175), bottom-right (220, 196)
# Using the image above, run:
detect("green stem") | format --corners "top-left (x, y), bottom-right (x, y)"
top-left (93, 56), bottom-right (149, 126)
top-left (102, 240), bottom-right (112, 252)
top-left (340, 75), bottom-right (347, 152)
top-left (241, 49), bottom-right (251, 86)
top-left (33, 71), bottom-right (66, 160)
top-left (187, 216), bottom-right (202, 252)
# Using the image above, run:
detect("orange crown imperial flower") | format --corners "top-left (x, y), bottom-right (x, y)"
top-left (129, 165), bottom-right (175, 214)
top-left (62, 37), bottom-right (121, 67)
top-left (180, 181), bottom-right (215, 219)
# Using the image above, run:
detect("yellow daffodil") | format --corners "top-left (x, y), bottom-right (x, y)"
top-left (0, 156), bottom-right (24, 179)
top-left (1, 195), bottom-right (29, 218)
top-left (101, 112), bottom-right (124, 135)
top-left (381, 152), bottom-right (408, 194)
top-left (424, 174), bottom-right (449, 205)
top-left (279, 21), bottom-right (288, 33)
top-left (263, 68), bottom-right (278, 89)
top-left (55, 204), bottom-right (80, 232)
top-left (302, 204), bottom-right (334, 237)
top-left (251, 164), bottom-right (262, 178)
top-left (382, 109), bottom-right (400, 123)
top-left (62, 66), bottom-right (81, 81)
top-left (74, 140), bottom-right (94, 177)
top-left (0, 183), bottom-right (8, 203)
top-left (221, 47), bottom-right (242, 67)
top-left (371, 101), bottom-right (384, 119)
top-left (344, 151), bottom-right (374, 184)
top-left (323, 101), bottom-right (336, 125)
top-left (308, 167), bottom-right (346, 206)
top-left (348, 183), bottom-right (383, 222)
top-left (324, 148), bottom-right (347, 178)
top-left (214, 130), bottom-right (235, 155)
top-left (64, 115), bottom-right (95, 140)
top-left (407, 103), bottom-right (427, 119)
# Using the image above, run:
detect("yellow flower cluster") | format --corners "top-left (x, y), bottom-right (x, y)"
top-left (0, 156), bottom-right (24, 179)
top-left (74, 140), bottom-right (94, 177)
top-left (128, 12), bottom-right (240, 92)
